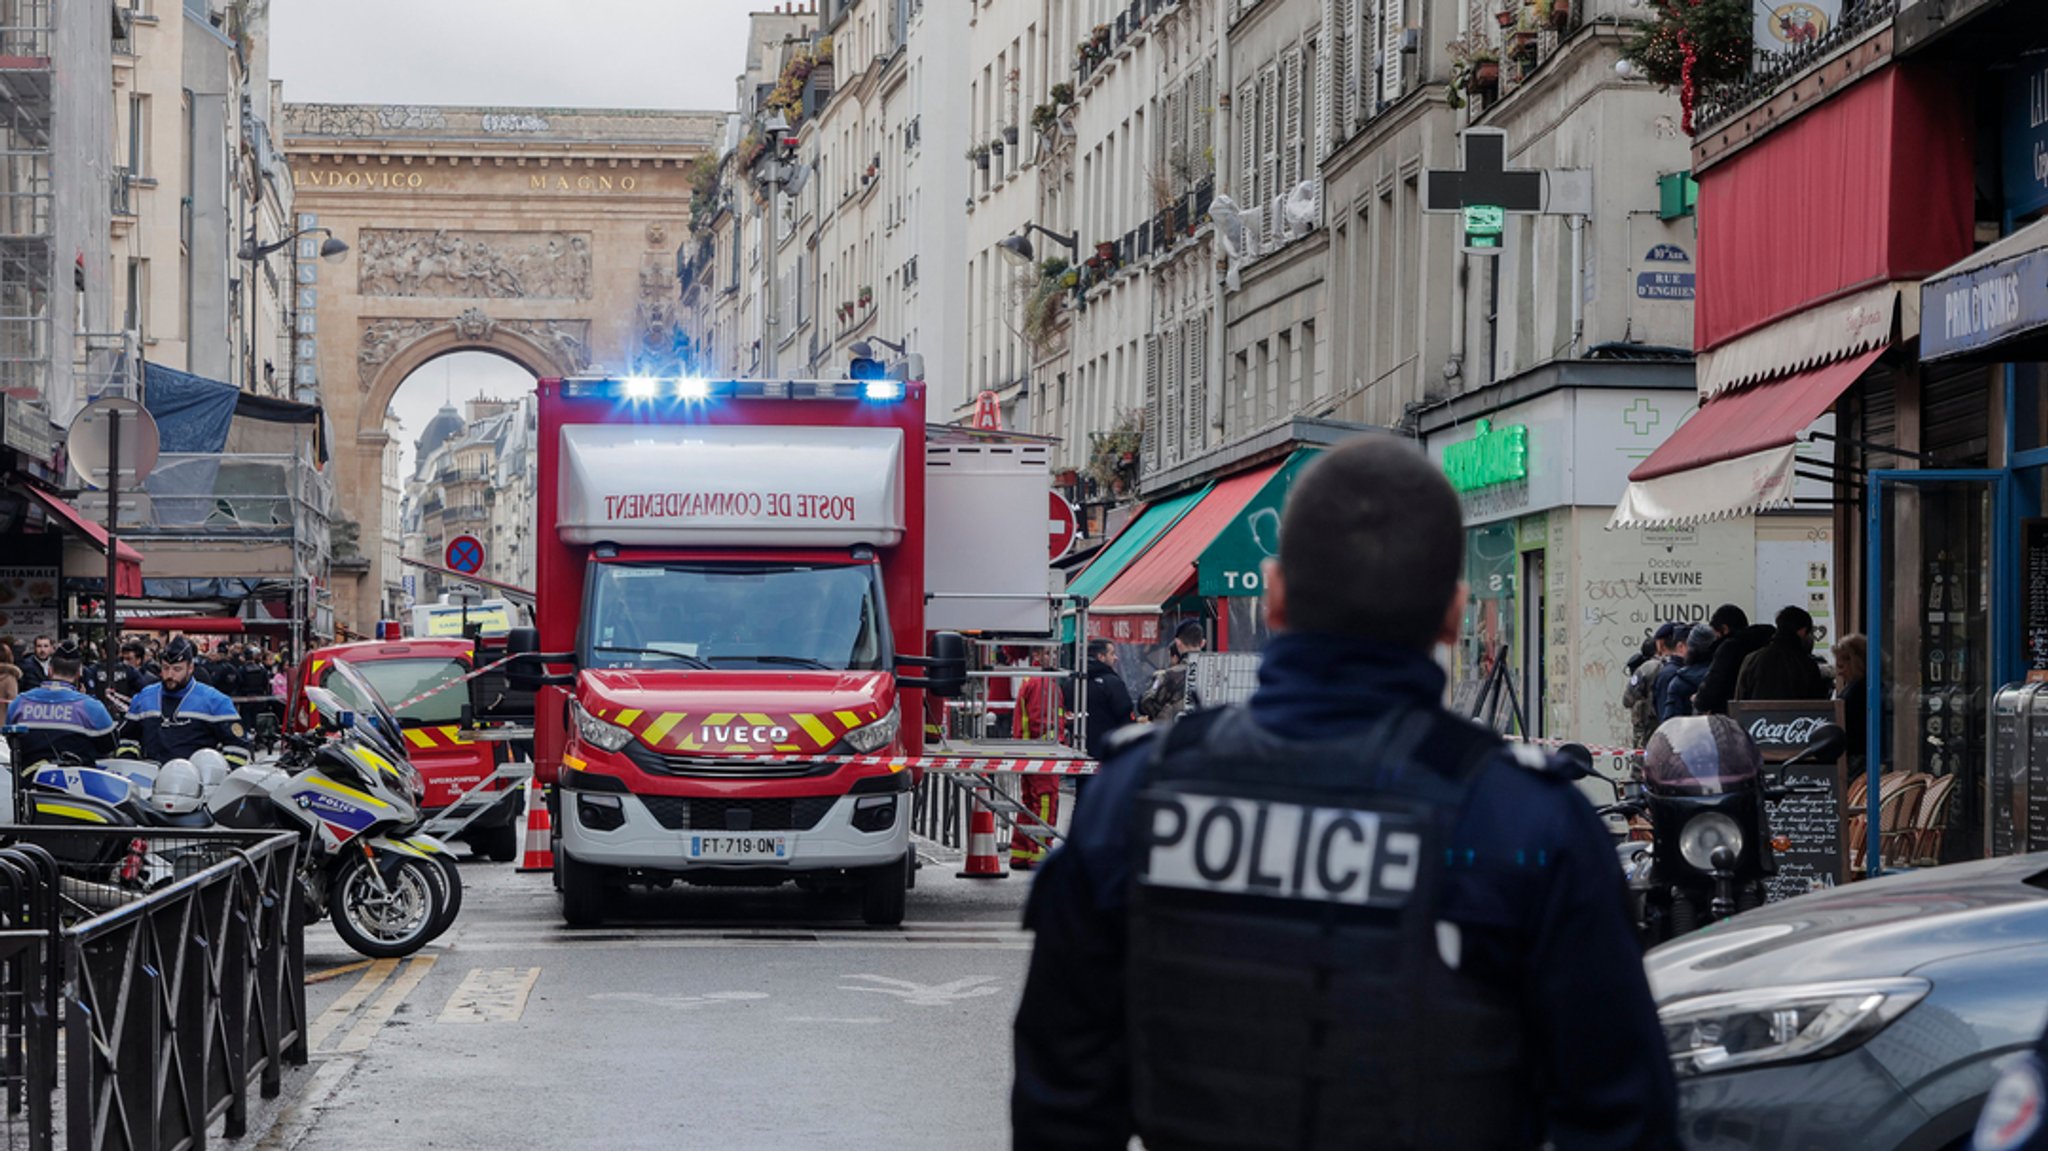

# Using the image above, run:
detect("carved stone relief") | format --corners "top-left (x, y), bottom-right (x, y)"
top-left (358, 316), bottom-right (594, 388)
top-left (357, 229), bottom-right (594, 299)
top-left (631, 223), bottom-right (686, 374)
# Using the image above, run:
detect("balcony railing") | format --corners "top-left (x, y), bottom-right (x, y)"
top-left (72, 453), bottom-right (330, 541)
top-left (111, 166), bottom-right (135, 216)
top-left (1694, 0), bottom-right (1896, 134)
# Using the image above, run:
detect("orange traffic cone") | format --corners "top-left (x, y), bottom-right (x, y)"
top-left (958, 787), bottom-right (1008, 880)
top-left (517, 779), bottom-right (554, 873)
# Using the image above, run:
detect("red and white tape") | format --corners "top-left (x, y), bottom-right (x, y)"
top-left (341, 652), bottom-right (524, 713)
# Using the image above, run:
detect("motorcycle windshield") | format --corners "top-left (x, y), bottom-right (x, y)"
top-left (1642, 715), bottom-right (1762, 795)
top-left (322, 659), bottom-right (408, 757)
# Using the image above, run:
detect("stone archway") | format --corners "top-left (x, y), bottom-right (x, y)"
top-left (283, 103), bottom-right (721, 632)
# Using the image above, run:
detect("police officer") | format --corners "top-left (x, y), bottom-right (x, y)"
top-left (5, 642), bottom-right (116, 766)
top-left (1011, 438), bottom-right (1677, 1150)
top-left (117, 637), bottom-right (252, 766)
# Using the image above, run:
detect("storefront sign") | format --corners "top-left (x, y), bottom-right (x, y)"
top-left (1441, 420), bottom-right (1528, 493)
top-left (1, 396), bottom-right (55, 466)
top-left (1922, 246), bottom-right (2048, 360)
top-left (1732, 700), bottom-right (1848, 902)
top-left (2005, 52), bottom-right (2048, 221)
top-left (0, 564), bottom-right (61, 639)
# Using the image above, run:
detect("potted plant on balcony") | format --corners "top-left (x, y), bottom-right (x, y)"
top-left (991, 136), bottom-right (1005, 156)
top-left (1622, 0), bottom-right (1748, 132)
top-left (1051, 82), bottom-right (1074, 107)
top-left (1002, 124), bottom-right (1020, 146)
top-left (858, 285), bottom-right (874, 310)
top-left (967, 143), bottom-right (991, 170)
top-left (1548, 0), bottom-right (1571, 31)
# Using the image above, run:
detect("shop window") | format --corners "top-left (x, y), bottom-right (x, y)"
top-left (2014, 361), bottom-right (2048, 457)
top-left (1875, 481), bottom-right (1992, 864)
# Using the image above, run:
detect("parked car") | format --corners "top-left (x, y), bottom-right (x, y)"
top-left (288, 638), bottom-right (527, 861)
top-left (1646, 853), bottom-right (2048, 1150)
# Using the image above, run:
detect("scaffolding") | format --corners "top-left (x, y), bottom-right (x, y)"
top-left (0, 0), bottom-right (51, 404)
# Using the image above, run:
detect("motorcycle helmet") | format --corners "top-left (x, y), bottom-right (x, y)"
top-left (189, 748), bottom-right (230, 791)
top-left (150, 759), bottom-right (206, 816)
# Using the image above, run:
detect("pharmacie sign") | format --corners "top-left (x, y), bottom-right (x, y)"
top-left (1440, 419), bottom-right (1529, 493)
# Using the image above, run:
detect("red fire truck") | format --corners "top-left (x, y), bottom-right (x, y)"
top-left (506, 374), bottom-right (1053, 926)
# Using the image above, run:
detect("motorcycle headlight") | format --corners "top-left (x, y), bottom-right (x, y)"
top-left (1660, 978), bottom-right (1930, 1078)
top-left (571, 700), bottom-right (635, 753)
top-left (840, 706), bottom-right (900, 754)
top-left (1678, 812), bottom-right (1744, 870)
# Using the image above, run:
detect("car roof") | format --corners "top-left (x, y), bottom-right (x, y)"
top-left (304, 638), bottom-right (475, 665)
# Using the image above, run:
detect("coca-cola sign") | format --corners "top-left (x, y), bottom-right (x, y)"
top-left (1747, 715), bottom-right (1831, 747)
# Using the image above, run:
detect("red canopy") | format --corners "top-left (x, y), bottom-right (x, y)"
top-left (120, 616), bottom-right (289, 635)
top-left (25, 488), bottom-right (143, 597)
top-left (1629, 347), bottom-right (1886, 482)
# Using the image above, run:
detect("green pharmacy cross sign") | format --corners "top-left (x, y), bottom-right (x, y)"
top-left (1463, 205), bottom-right (1505, 251)
top-left (1442, 419), bottom-right (1529, 492)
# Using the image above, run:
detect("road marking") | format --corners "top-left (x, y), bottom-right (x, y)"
top-left (783, 1016), bottom-right (887, 1024)
top-left (252, 1055), bottom-right (358, 1151)
top-left (305, 958), bottom-right (397, 1052)
top-left (588, 990), bottom-right (770, 1011)
top-left (837, 974), bottom-right (1002, 1005)
top-left (303, 959), bottom-right (373, 986)
top-left (335, 955), bottom-right (437, 1054)
top-left (438, 966), bottom-right (541, 1024)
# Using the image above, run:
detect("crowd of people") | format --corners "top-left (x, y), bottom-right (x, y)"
top-left (1621, 604), bottom-right (1866, 758)
top-left (0, 632), bottom-right (290, 709)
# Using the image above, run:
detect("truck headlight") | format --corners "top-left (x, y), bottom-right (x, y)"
top-left (1659, 978), bottom-right (1929, 1078)
top-left (841, 706), bottom-right (900, 754)
top-left (571, 700), bottom-right (635, 753)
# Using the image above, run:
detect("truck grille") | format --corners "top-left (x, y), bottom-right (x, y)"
top-left (639, 795), bottom-right (838, 832)
top-left (625, 742), bottom-right (836, 780)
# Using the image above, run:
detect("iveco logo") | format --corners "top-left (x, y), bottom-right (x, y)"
top-left (701, 725), bottom-right (791, 744)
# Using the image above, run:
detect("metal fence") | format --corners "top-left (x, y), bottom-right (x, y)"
top-left (0, 827), bottom-right (306, 1151)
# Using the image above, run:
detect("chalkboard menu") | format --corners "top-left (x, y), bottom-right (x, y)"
top-left (2026, 519), bottom-right (2048, 680)
top-left (1732, 701), bottom-right (1847, 903)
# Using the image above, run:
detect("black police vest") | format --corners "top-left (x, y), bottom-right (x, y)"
top-left (1127, 704), bottom-right (1532, 1151)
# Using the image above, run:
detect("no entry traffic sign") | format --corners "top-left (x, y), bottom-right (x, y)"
top-left (1048, 491), bottom-right (1078, 561)
top-left (446, 534), bottom-right (486, 575)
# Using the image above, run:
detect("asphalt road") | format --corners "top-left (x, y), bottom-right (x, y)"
top-left (253, 845), bottom-right (1036, 1151)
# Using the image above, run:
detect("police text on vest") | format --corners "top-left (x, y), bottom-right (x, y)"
top-left (1137, 792), bottom-right (1420, 908)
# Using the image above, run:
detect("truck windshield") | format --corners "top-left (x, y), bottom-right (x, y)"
top-left (583, 562), bottom-right (887, 672)
top-left (324, 657), bottom-right (468, 726)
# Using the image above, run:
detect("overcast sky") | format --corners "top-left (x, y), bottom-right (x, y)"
top-left (272, 1), bottom-right (755, 473)
top-left (271, 0), bottom-right (754, 112)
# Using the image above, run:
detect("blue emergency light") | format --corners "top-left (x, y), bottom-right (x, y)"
top-left (559, 376), bottom-right (909, 403)
top-left (863, 379), bottom-right (905, 402)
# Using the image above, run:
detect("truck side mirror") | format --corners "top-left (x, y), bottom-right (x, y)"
top-left (898, 631), bottom-right (969, 698)
top-left (504, 627), bottom-right (543, 693)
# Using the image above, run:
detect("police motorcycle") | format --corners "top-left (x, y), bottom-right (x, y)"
top-left (10, 754), bottom-right (224, 906)
top-left (207, 678), bottom-right (460, 958)
top-left (1579, 715), bottom-right (1844, 947)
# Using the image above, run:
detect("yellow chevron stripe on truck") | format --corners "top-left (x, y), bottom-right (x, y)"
top-left (640, 712), bottom-right (687, 745)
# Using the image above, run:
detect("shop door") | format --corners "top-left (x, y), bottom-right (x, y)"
top-left (1865, 470), bottom-right (2009, 874)
top-left (1521, 550), bottom-right (1546, 740)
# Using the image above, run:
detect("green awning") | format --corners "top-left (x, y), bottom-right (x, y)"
top-left (1061, 485), bottom-right (1210, 640)
top-left (1195, 450), bottom-right (1320, 596)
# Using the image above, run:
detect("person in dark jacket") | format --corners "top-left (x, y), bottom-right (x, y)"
top-left (1624, 622), bottom-right (1682, 749)
top-left (1831, 633), bottom-right (1867, 764)
top-left (1693, 605), bottom-right (1773, 716)
top-left (1013, 436), bottom-right (1678, 1151)
top-left (1657, 624), bottom-right (1717, 722)
top-left (1066, 639), bottom-right (1135, 763)
top-left (16, 634), bottom-right (53, 693)
top-left (1735, 605), bottom-right (1832, 702)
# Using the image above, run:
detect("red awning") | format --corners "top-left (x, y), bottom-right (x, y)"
top-left (1629, 347), bottom-right (1884, 482)
top-left (1695, 66), bottom-right (1972, 355)
top-left (1091, 461), bottom-right (1283, 615)
top-left (120, 616), bottom-right (287, 635)
top-left (1610, 347), bottom-right (1885, 528)
top-left (25, 488), bottom-right (143, 597)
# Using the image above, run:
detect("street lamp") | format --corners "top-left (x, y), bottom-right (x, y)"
top-left (850, 336), bottom-right (906, 359)
top-left (238, 225), bottom-right (347, 397)
top-left (753, 111), bottom-right (800, 377)
top-left (997, 223), bottom-right (1079, 265)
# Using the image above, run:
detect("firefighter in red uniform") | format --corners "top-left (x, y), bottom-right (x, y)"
top-left (1009, 647), bottom-right (1066, 869)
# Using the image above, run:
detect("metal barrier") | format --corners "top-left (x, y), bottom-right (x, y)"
top-left (910, 771), bottom-right (966, 850)
top-left (0, 828), bottom-right (306, 1151)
